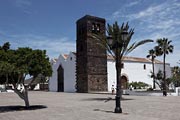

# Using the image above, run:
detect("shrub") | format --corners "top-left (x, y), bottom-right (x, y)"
top-left (129, 81), bottom-right (149, 89)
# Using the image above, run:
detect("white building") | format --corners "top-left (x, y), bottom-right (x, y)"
top-left (49, 52), bottom-right (171, 92)
top-left (49, 52), bottom-right (76, 92)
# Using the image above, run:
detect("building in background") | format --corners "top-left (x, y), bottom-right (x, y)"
top-left (49, 52), bottom-right (171, 92)
top-left (48, 15), bottom-right (171, 92)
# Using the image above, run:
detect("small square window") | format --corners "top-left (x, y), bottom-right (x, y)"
top-left (144, 64), bottom-right (146, 70)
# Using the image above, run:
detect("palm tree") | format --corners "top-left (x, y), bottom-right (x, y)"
top-left (147, 49), bottom-right (156, 89)
top-left (171, 66), bottom-right (180, 87)
top-left (92, 21), bottom-right (153, 113)
top-left (154, 70), bottom-right (163, 90)
top-left (155, 38), bottom-right (174, 96)
top-left (172, 66), bottom-right (179, 77)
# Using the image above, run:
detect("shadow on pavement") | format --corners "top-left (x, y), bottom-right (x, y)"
top-left (82, 97), bottom-right (134, 102)
top-left (93, 109), bottom-right (129, 115)
top-left (0, 105), bottom-right (47, 113)
top-left (94, 108), bottom-right (114, 113)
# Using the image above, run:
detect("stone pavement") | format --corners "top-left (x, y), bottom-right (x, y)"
top-left (0, 91), bottom-right (180, 120)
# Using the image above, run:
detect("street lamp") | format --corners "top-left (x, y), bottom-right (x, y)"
top-left (121, 29), bottom-right (128, 46)
top-left (107, 28), bottom-right (128, 113)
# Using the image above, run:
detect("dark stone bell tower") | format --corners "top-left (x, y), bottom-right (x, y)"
top-left (76, 15), bottom-right (107, 93)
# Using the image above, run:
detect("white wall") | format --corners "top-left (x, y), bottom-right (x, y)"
top-left (49, 52), bottom-right (76, 92)
top-left (107, 60), bottom-right (172, 92)
top-left (49, 52), bottom-right (172, 92)
top-left (122, 62), bottom-right (152, 85)
top-left (49, 54), bottom-right (66, 92)
top-left (107, 61), bottom-right (153, 92)
top-left (107, 60), bottom-right (117, 92)
top-left (64, 52), bottom-right (76, 92)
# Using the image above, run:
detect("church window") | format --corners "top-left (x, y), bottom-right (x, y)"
top-left (144, 64), bottom-right (146, 70)
top-left (121, 63), bottom-right (124, 69)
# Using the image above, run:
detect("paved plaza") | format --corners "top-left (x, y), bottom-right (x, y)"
top-left (0, 91), bottom-right (180, 120)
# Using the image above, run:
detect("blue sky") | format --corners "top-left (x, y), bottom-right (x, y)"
top-left (0, 0), bottom-right (180, 66)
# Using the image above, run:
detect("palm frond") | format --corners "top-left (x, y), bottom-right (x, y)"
top-left (126, 39), bottom-right (153, 55)
top-left (90, 33), bottom-right (115, 59)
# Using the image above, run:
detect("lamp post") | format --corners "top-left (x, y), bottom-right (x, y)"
top-left (107, 29), bottom-right (128, 113)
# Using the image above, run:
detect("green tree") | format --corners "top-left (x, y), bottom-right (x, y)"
top-left (153, 70), bottom-right (172, 91)
top-left (153, 70), bottom-right (163, 90)
top-left (129, 81), bottom-right (149, 89)
top-left (0, 43), bottom-right (15, 85)
top-left (0, 43), bottom-right (52, 107)
top-left (147, 49), bottom-right (156, 89)
top-left (170, 66), bottom-right (180, 87)
top-left (92, 22), bottom-right (153, 113)
top-left (155, 38), bottom-right (174, 96)
top-left (0, 42), bottom-right (10, 51)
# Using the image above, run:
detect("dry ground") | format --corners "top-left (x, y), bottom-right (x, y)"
top-left (0, 91), bottom-right (180, 120)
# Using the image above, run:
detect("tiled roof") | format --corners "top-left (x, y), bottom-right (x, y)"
top-left (62, 54), bottom-right (68, 59)
top-left (107, 55), bottom-right (162, 63)
top-left (52, 52), bottom-right (163, 64)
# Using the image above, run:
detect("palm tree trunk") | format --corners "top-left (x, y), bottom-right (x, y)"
top-left (163, 53), bottom-right (167, 96)
top-left (114, 51), bottom-right (122, 113)
top-left (116, 60), bottom-right (122, 98)
top-left (152, 58), bottom-right (155, 89)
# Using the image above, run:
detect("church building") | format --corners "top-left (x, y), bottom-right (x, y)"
top-left (48, 15), bottom-right (171, 92)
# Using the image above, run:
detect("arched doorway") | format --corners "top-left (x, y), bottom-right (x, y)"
top-left (120, 75), bottom-right (128, 89)
top-left (57, 65), bottom-right (64, 92)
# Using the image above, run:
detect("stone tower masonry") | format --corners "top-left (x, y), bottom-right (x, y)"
top-left (76, 15), bottom-right (107, 92)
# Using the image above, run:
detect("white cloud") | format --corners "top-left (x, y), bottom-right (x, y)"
top-left (130, 1), bottom-right (180, 31)
top-left (3, 34), bottom-right (75, 59)
top-left (111, 0), bottom-right (180, 31)
top-left (110, 0), bottom-right (180, 66)
top-left (111, 0), bottom-right (142, 19)
top-left (14, 0), bottom-right (33, 14)
top-left (130, 4), bottom-right (164, 20)
top-left (126, 1), bottom-right (141, 7)
top-left (15, 0), bottom-right (31, 8)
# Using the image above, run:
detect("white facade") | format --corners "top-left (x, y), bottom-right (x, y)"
top-left (107, 59), bottom-right (171, 91)
top-left (49, 52), bottom-right (76, 92)
top-left (49, 52), bottom-right (171, 92)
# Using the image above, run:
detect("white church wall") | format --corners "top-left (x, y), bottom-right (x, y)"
top-left (49, 52), bottom-right (172, 92)
top-left (64, 52), bottom-right (76, 92)
top-left (123, 62), bottom-right (152, 85)
top-left (107, 60), bottom-right (116, 92)
top-left (49, 54), bottom-right (66, 92)
top-left (107, 61), bottom-right (153, 92)
top-left (49, 67), bottom-right (57, 92)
